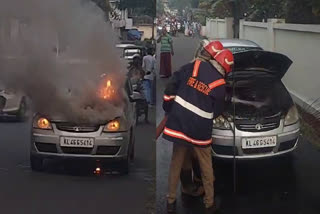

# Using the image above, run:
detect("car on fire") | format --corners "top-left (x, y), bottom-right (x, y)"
top-left (0, 86), bottom-right (28, 121)
top-left (30, 78), bottom-right (140, 174)
top-left (211, 39), bottom-right (300, 159)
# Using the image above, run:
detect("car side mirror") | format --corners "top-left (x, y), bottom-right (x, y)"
top-left (129, 91), bottom-right (142, 102)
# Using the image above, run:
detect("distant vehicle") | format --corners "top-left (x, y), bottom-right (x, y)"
top-left (0, 86), bottom-right (28, 121)
top-left (211, 39), bottom-right (300, 160)
top-left (116, 44), bottom-right (147, 63)
top-left (127, 29), bottom-right (142, 41)
top-left (30, 77), bottom-right (140, 174)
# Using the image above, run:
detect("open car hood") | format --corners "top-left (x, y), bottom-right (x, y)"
top-left (232, 50), bottom-right (292, 79)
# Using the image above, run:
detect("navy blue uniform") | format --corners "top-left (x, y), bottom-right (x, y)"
top-left (162, 60), bottom-right (226, 147)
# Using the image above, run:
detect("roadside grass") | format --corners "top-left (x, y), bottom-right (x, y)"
top-left (297, 105), bottom-right (320, 150)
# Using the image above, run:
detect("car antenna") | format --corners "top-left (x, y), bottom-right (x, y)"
top-left (232, 64), bottom-right (237, 194)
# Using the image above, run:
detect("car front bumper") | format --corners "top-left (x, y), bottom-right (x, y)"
top-left (212, 120), bottom-right (300, 160)
top-left (31, 126), bottom-right (130, 161)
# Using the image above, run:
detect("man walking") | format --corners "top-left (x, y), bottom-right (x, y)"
top-left (162, 40), bottom-right (234, 213)
top-left (157, 27), bottom-right (174, 78)
top-left (142, 48), bottom-right (156, 106)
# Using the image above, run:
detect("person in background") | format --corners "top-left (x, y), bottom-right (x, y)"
top-left (157, 27), bottom-right (174, 78)
top-left (128, 54), bottom-right (144, 85)
top-left (142, 49), bottom-right (156, 106)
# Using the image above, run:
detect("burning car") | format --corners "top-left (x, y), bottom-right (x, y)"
top-left (0, 86), bottom-right (28, 121)
top-left (30, 76), bottom-right (140, 174)
top-left (211, 39), bottom-right (300, 159)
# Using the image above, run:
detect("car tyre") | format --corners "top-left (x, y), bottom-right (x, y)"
top-left (129, 130), bottom-right (135, 161)
top-left (119, 157), bottom-right (129, 175)
top-left (30, 155), bottom-right (44, 172)
top-left (18, 98), bottom-right (27, 121)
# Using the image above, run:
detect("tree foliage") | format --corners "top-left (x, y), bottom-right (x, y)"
top-left (157, 0), bottom-right (165, 16)
top-left (192, 0), bottom-right (320, 23)
top-left (117, 0), bottom-right (156, 17)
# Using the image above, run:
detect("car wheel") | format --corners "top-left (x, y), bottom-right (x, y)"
top-left (119, 157), bottom-right (129, 175)
top-left (30, 155), bottom-right (44, 172)
top-left (129, 129), bottom-right (135, 161)
top-left (18, 98), bottom-right (27, 121)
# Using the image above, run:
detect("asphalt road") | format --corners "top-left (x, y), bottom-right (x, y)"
top-left (156, 35), bottom-right (320, 214)
top-left (0, 109), bottom-right (155, 214)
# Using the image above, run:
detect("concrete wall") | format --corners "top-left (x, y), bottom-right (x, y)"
top-left (205, 17), bottom-right (234, 39)
top-left (239, 19), bottom-right (320, 111)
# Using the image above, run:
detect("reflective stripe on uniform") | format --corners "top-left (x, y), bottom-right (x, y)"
top-left (164, 127), bottom-right (212, 145)
top-left (192, 60), bottom-right (201, 77)
top-left (164, 95), bottom-right (176, 101)
top-left (174, 96), bottom-right (213, 119)
top-left (208, 79), bottom-right (226, 90)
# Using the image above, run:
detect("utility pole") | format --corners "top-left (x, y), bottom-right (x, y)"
top-left (151, 0), bottom-right (156, 40)
top-left (230, 0), bottom-right (239, 38)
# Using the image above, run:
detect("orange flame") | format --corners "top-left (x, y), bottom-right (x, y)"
top-left (99, 79), bottom-right (115, 100)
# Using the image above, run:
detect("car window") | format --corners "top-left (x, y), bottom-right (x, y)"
top-left (124, 49), bottom-right (141, 58)
top-left (227, 46), bottom-right (263, 54)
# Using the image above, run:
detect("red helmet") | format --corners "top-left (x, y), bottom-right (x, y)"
top-left (203, 40), bottom-right (224, 58)
top-left (214, 49), bottom-right (234, 73)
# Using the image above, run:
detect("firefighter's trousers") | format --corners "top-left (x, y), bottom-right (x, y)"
top-left (167, 143), bottom-right (215, 208)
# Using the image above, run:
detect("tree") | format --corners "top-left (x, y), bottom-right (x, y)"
top-left (117, 0), bottom-right (156, 17)
top-left (157, 0), bottom-right (165, 16)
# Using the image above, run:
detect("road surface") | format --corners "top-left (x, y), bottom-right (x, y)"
top-left (0, 109), bottom-right (155, 214)
top-left (156, 35), bottom-right (320, 214)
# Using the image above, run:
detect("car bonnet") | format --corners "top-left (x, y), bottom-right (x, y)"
top-left (232, 50), bottom-right (293, 79)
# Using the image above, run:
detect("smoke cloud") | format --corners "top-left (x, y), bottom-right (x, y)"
top-left (0, 0), bottom-right (128, 124)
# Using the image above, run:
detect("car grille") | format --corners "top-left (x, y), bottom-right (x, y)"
top-left (278, 139), bottom-right (297, 151)
top-left (237, 122), bottom-right (279, 132)
top-left (242, 147), bottom-right (274, 155)
top-left (55, 123), bottom-right (100, 133)
top-left (235, 114), bottom-right (281, 132)
top-left (61, 147), bottom-right (93, 154)
top-left (35, 142), bottom-right (58, 153)
top-left (96, 146), bottom-right (120, 155)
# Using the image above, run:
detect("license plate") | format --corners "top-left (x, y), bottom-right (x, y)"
top-left (60, 137), bottom-right (94, 148)
top-left (242, 136), bottom-right (277, 149)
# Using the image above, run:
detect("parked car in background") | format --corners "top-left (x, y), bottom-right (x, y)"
top-left (127, 29), bottom-right (142, 41)
top-left (211, 39), bottom-right (300, 160)
top-left (116, 43), bottom-right (147, 64)
top-left (0, 86), bottom-right (28, 121)
top-left (30, 78), bottom-right (140, 174)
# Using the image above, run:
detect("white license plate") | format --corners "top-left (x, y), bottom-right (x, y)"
top-left (242, 136), bottom-right (277, 149)
top-left (60, 137), bottom-right (94, 148)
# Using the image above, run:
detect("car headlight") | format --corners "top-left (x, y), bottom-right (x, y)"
top-left (33, 117), bottom-right (52, 130)
top-left (284, 105), bottom-right (299, 126)
top-left (213, 116), bottom-right (231, 130)
top-left (103, 118), bottom-right (128, 132)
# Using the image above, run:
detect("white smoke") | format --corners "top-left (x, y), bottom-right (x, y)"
top-left (0, 0), bottom-right (128, 124)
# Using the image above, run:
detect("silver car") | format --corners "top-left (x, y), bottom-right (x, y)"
top-left (30, 79), bottom-right (139, 174)
top-left (211, 39), bottom-right (300, 159)
top-left (0, 86), bottom-right (27, 121)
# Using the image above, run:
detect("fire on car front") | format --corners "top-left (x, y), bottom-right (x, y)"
top-left (30, 77), bottom-right (136, 174)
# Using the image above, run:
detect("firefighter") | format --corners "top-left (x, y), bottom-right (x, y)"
top-left (162, 40), bottom-right (234, 213)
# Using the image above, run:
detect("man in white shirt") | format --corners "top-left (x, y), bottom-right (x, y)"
top-left (142, 49), bottom-right (156, 105)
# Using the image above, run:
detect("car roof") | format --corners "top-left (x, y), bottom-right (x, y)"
top-left (215, 39), bottom-right (261, 48)
top-left (116, 44), bottom-right (144, 49)
top-left (116, 44), bottom-right (137, 48)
